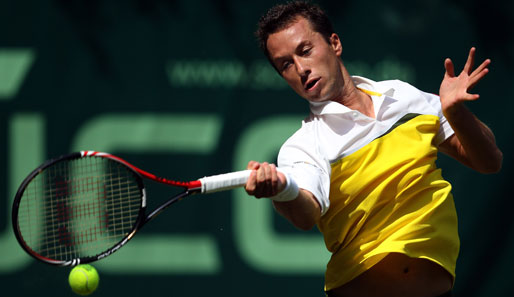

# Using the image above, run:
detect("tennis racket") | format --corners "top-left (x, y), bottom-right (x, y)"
top-left (12, 150), bottom-right (253, 266)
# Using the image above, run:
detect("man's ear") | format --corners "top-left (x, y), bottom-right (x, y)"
top-left (330, 33), bottom-right (342, 56)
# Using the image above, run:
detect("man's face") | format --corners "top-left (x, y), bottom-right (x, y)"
top-left (266, 17), bottom-right (344, 103)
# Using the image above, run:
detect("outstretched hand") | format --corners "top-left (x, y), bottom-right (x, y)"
top-left (439, 47), bottom-right (490, 114)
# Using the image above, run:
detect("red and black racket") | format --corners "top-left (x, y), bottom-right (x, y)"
top-left (12, 151), bottom-right (252, 266)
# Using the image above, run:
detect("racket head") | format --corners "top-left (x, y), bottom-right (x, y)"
top-left (12, 152), bottom-right (146, 266)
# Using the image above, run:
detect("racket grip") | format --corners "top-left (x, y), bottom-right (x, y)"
top-left (199, 170), bottom-right (252, 194)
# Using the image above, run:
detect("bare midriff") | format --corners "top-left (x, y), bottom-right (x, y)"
top-left (327, 253), bottom-right (453, 297)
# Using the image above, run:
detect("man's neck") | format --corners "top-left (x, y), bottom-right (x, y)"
top-left (333, 71), bottom-right (375, 118)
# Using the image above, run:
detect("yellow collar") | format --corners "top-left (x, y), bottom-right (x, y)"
top-left (357, 87), bottom-right (382, 97)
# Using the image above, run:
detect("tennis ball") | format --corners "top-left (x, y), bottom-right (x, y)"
top-left (68, 264), bottom-right (99, 296)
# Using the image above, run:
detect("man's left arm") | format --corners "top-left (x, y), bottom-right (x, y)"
top-left (438, 47), bottom-right (503, 173)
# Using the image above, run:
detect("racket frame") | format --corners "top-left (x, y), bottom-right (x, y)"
top-left (11, 151), bottom-right (199, 266)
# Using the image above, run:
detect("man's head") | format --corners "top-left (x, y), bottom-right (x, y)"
top-left (256, 1), bottom-right (335, 66)
top-left (256, 2), bottom-right (346, 103)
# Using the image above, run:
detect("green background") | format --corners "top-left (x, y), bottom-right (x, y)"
top-left (1, 0), bottom-right (513, 296)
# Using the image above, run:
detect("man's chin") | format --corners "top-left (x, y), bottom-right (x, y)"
top-left (303, 94), bottom-right (328, 103)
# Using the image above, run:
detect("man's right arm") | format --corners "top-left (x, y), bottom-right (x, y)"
top-left (272, 189), bottom-right (320, 230)
top-left (244, 161), bottom-right (321, 230)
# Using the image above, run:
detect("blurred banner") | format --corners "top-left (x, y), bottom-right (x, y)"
top-left (1, 1), bottom-right (512, 296)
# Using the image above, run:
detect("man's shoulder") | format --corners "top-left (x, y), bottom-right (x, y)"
top-left (377, 79), bottom-right (419, 90)
top-left (279, 116), bottom-right (318, 150)
top-left (352, 76), bottom-right (422, 97)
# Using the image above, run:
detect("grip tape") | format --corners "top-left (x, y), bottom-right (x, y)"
top-left (199, 170), bottom-right (252, 193)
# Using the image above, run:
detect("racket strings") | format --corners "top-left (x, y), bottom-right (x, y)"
top-left (17, 156), bottom-right (143, 261)
top-left (16, 176), bottom-right (141, 216)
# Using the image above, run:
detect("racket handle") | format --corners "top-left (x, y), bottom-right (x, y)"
top-left (199, 170), bottom-right (252, 193)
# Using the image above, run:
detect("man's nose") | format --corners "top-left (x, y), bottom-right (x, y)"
top-left (294, 57), bottom-right (310, 77)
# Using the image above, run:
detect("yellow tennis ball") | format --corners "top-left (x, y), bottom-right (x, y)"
top-left (68, 264), bottom-right (100, 296)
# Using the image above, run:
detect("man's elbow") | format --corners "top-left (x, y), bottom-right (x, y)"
top-left (488, 151), bottom-right (503, 173)
top-left (292, 219), bottom-right (318, 231)
top-left (477, 150), bottom-right (503, 174)
top-left (279, 208), bottom-right (319, 231)
top-left (290, 211), bottom-right (320, 231)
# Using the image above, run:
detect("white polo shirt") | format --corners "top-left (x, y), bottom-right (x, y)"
top-left (278, 76), bottom-right (460, 290)
top-left (277, 76), bottom-right (455, 215)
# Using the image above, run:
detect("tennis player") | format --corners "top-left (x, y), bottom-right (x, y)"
top-left (244, 2), bottom-right (503, 296)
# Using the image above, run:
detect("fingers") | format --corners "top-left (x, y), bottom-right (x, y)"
top-left (246, 160), bottom-right (260, 170)
top-left (468, 47), bottom-right (490, 79)
top-left (244, 162), bottom-right (279, 198)
top-left (245, 161), bottom-right (260, 196)
top-left (468, 67), bottom-right (489, 91)
top-left (446, 47), bottom-right (490, 77)
top-left (440, 47), bottom-right (490, 106)
top-left (470, 58), bottom-right (490, 78)
top-left (469, 58), bottom-right (490, 88)
top-left (444, 47), bottom-right (491, 92)
top-left (245, 170), bottom-right (257, 195)
top-left (467, 47), bottom-right (491, 90)
top-left (269, 163), bottom-right (279, 193)
top-left (463, 47), bottom-right (476, 74)
top-left (444, 58), bottom-right (455, 77)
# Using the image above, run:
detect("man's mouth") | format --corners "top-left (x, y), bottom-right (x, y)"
top-left (305, 78), bottom-right (320, 91)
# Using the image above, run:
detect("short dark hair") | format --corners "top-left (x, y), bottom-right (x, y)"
top-left (255, 1), bottom-right (335, 62)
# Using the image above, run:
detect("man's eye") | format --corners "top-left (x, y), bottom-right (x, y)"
top-left (302, 47), bottom-right (312, 55)
top-left (281, 61), bottom-right (292, 71)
